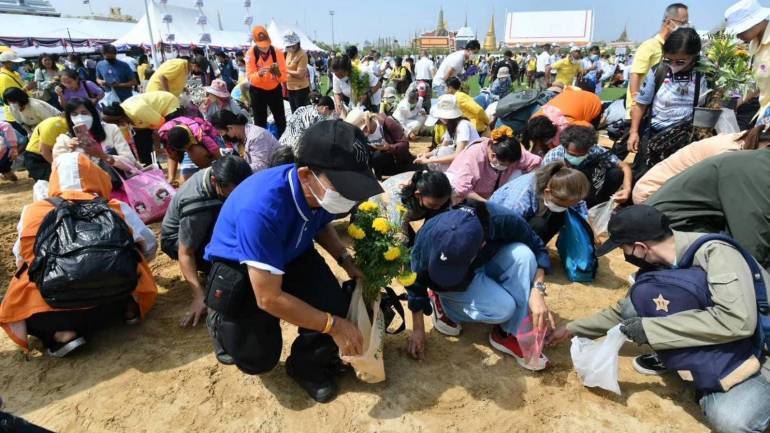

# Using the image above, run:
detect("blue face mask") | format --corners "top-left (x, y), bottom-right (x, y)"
top-left (564, 153), bottom-right (588, 166)
top-left (591, 54), bottom-right (600, 61)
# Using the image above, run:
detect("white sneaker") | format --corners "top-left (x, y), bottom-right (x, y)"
top-left (428, 289), bottom-right (461, 336)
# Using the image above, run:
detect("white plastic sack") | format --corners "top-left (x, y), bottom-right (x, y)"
top-left (602, 99), bottom-right (626, 125)
top-left (715, 108), bottom-right (740, 134)
top-left (588, 201), bottom-right (614, 238)
top-left (98, 89), bottom-right (121, 108)
top-left (570, 324), bottom-right (626, 395)
top-left (341, 282), bottom-right (386, 383)
top-left (32, 179), bottom-right (49, 201)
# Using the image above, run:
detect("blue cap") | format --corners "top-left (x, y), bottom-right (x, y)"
top-left (427, 208), bottom-right (485, 287)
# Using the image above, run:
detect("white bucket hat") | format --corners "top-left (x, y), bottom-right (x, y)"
top-left (283, 31), bottom-right (300, 47)
top-left (497, 67), bottom-right (510, 79)
top-left (0, 51), bottom-right (24, 63)
top-left (425, 94), bottom-right (463, 126)
top-left (725, 0), bottom-right (770, 35)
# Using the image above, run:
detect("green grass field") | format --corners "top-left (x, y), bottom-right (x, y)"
top-left (318, 75), bottom-right (628, 102)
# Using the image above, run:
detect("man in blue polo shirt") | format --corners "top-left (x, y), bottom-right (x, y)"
top-left (204, 119), bottom-right (383, 403)
top-left (96, 44), bottom-right (136, 102)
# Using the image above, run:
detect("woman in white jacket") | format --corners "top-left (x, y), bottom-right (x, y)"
top-left (52, 97), bottom-right (140, 172)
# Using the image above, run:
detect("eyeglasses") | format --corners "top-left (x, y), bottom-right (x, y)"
top-left (667, 18), bottom-right (691, 27)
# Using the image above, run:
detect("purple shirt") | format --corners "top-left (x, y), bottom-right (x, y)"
top-left (61, 81), bottom-right (104, 105)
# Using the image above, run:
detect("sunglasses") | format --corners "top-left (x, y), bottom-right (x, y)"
top-left (663, 58), bottom-right (692, 67)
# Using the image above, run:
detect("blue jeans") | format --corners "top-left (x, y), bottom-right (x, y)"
top-left (432, 83), bottom-right (447, 98)
top-left (438, 242), bottom-right (537, 334)
top-left (699, 373), bottom-right (770, 433)
top-left (478, 73), bottom-right (487, 88)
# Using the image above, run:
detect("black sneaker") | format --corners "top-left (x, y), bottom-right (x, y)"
top-left (286, 360), bottom-right (338, 403)
top-left (633, 353), bottom-right (668, 375)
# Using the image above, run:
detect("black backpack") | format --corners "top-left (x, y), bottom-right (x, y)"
top-left (29, 197), bottom-right (140, 309)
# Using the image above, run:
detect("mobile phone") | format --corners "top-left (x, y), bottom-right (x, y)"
top-left (74, 124), bottom-right (96, 148)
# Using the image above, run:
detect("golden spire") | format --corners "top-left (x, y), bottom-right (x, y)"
top-left (483, 14), bottom-right (497, 51)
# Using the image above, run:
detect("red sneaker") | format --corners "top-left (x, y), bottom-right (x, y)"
top-left (428, 289), bottom-right (462, 336)
top-left (489, 325), bottom-right (549, 371)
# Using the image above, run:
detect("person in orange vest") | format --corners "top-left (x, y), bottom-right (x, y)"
top-left (245, 26), bottom-right (288, 136)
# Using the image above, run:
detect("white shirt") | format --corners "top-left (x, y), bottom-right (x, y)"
top-left (332, 71), bottom-right (380, 105)
top-left (415, 57), bottom-right (436, 80)
top-left (10, 99), bottom-right (60, 129)
top-left (536, 51), bottom-right (551, 72)
top-left (434, 50), bottom-right (466, 86)
top-left (442, 119), bottom-right (480, 144)
top-left (118, 55), bottom-right (138, 72)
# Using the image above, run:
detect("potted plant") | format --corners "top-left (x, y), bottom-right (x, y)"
top-left (696, 30), bottom-right (754, 131)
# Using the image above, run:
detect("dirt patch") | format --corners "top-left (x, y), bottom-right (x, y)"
top-left (0, 166), bottom-right (709, 433)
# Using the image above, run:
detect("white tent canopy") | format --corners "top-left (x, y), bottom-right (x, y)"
top-left (113, 1), bottom-right (249, 50)
top-left (266, 19), bottom-right (324, 52)
top-left (0, 14), bottom-right (134, 42)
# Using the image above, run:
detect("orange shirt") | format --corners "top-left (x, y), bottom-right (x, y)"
top-left (532, 88), bottom-right (603, 145)
top-left (245, 45), bottom-right (288, 91)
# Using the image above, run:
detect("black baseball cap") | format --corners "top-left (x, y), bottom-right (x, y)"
top-left (296, 119), bottom-right (383, 201)
top-left (596, 205), bottom-right (673, 256)
top-left (427, 208), bottom-right (485, 287)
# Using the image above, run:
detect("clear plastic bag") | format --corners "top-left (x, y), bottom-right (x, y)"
top-left (570, 324), bottom-right (626, 395)
top-left (588, 200), bottom-right (614, 238)
top-left (340, 282), bottom-right (386, 383)
top-left (515, 316), bottom-right (549, 370)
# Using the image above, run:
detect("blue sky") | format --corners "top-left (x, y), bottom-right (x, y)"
top-left (50, 0), bottom-right (740, 45)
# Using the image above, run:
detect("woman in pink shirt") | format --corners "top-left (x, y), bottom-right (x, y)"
top-left (447, 126), bottom-right (542, 202)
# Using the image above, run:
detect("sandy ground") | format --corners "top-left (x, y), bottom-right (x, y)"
top-left (0, 153), bottom-right (712, 433)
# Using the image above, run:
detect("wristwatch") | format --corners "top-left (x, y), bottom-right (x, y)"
top-left (534, 281), bottom-right (548, 296)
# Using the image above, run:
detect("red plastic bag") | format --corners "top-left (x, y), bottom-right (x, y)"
top-left (515, 316), bottom-right (548, 371)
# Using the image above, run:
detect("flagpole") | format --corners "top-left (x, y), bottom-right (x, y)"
top-left (143, 0), bottom-right (160, 68)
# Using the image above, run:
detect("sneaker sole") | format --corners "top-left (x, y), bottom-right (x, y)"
top-left (47, 337), bottom-right (86, 358)
top-left (632, 358), bottom-right (667, 376)
top-left (488, 334), bottom-right (548, 371)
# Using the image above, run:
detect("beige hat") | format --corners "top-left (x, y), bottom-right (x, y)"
top-left (497, 67), bottom-right (510, 79)
top-left (344, 108), bottom-right (377, 131)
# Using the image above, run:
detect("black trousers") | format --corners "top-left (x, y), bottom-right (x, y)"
top-left (22, 152), bottom-right (51, 181)
top-left (207, 248), bottom-right (349, 380)
top-left (249, 86), bottom-right (286, 137)
top-left (371, 151), bottom-right (417, 180)
top-left (585, 166), bottom-right (624, 208)
top-left (25, 298), bottom-right (133, 349)
top-left (287, 87), bottom-right (311, 113)
top-left (527, 210), bottom-right (566, 245)
top-left (132, 128), bottom-right (155, 166)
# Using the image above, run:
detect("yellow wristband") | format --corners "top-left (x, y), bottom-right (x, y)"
top-left (322, 313), bottom-right (334, 334)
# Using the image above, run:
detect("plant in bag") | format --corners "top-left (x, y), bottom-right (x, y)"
top-left (349, 66), bottom-right (373, 108)
top-left (343, 201), bottom-right (413, 383)
top-left (347, 201), bottom-right (413, 308)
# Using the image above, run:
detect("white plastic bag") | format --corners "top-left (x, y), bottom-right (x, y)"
top-left (341, 282), bottom-right (386, 383)
top-left (98, 89), bottom-right (121, 108)
top-left (570, 324), bottom-right (627, 395)
top-left (588, 201), bottom-right (614, 238)
top-left (715, 108), bottom-right (740, 134)
top-left (32, 179), bottom-right (49, 201)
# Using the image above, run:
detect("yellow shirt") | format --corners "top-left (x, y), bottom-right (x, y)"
top-left (137, 63), bottom-right (150, 83)
top-left (26, 116), bottom-right (67, 155)
top-left (550, 58), bottom-right (581, 85)
top-left (625, 34), bottom-right (665, 118)
top-left (527, 58), bottom-right (537, 72)
top-left (749, 25), bottom-right (770, 118)
top-left (456, 91), bottom-right (490, 132)
top-left (121, 91), bottom-right (181, 130)
top-left (0, 66), bottom-right (25, 122)
top-left (146, 59), bottom-right (189, 96)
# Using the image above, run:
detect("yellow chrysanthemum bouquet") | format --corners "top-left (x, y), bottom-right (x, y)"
top-left (347, 200), bottom-right (414, 307)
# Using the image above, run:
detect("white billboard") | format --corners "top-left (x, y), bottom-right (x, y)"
top-left (505, 10), bottom-right (594, 46)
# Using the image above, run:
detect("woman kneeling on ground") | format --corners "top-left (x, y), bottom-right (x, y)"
top-left (406, 200), bottom-right (553, 370)
top-left (0, 153), bottom-right (158, 357)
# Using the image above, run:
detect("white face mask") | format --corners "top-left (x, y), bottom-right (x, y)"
top-left (543, 196), bottom-right (568, 213)
top-left (669, 63), bottom-right (690, 74)
top-left (71, 114), bottom-right (93, 130)
top-left (367, 122), bottom-right (384, 147)
top-left (310, 172), bottom-right (357, 214)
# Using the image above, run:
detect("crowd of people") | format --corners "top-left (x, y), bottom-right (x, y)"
top-left (0, 1), bottom-right (770, 431)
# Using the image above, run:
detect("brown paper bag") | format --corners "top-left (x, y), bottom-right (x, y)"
top-left (341, 282), bottom-right (386, 383)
